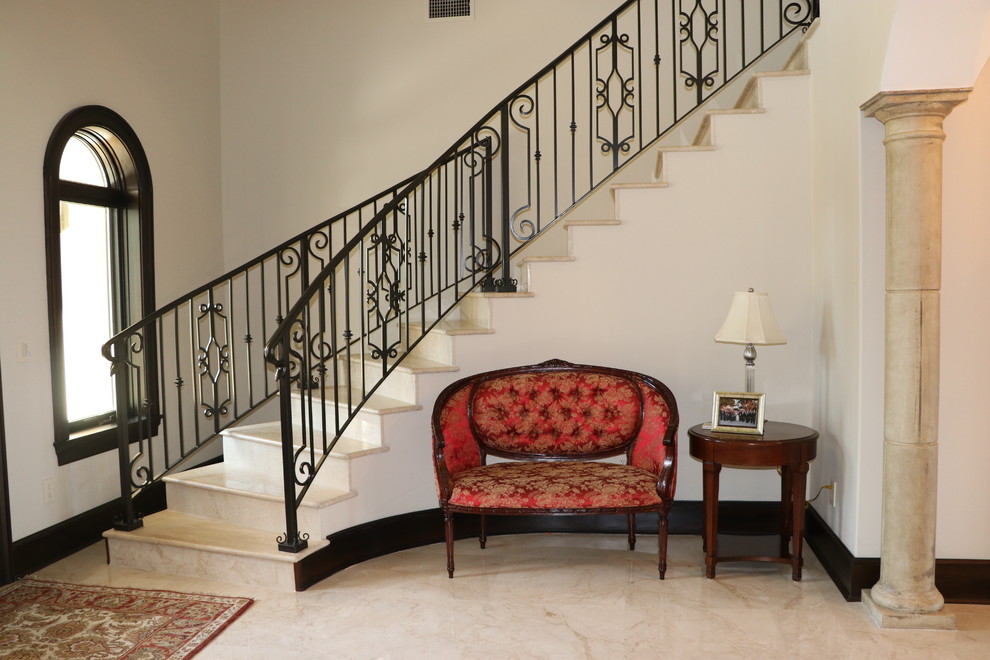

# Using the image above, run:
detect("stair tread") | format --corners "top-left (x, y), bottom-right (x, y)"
top-left (164, 463), bottom-right (358, 507)
top-left (345, 352), bottom-right (458, 374)
top-left (610, 181), bottom-right (670, 190)
top-left (290, 388), bottom-right (421, 414)
top-left (223, 421), bottom-right (387, 457)
top-left (655, 145), bottom-right (719, 153)
top-left (561, 219), bottom-right (621, 228)
top-left (752, 68), bottom-right (810, 78)
top-left (409, 318), bottom-right (494, 336)
top-left (704, 107), bottom-right (767, 116)
top-left (469, 291), bottom-right (536, 299)
top-left (104, 510), bottom-right (328, 560)
top-left (520, 255), bottom-right (577, 263)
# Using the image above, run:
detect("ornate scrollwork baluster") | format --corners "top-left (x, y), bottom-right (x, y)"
top-left (679, 0), bottom-right (720, 105)
top-left (595, 21), bottom-right (636, 170)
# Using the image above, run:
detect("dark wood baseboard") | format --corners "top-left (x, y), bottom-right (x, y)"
top-left (804, 506), bottom-right (880, 601)
top-left (12, 493), bottom-right (987, 604)
top-left (8, 454), bottom-right (222, 580)
top-left (9, 482), bottom-right (167, 579)
top-left (801, 506), bottom-right (989, 604)
top-left (298, 500), bottom-right (789, 590)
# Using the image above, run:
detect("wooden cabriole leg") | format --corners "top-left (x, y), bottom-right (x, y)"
top-left (658, 510), bottom-right (669, 580)
top-left (444, 511), bottom-right (455, 578)
top-left (479, 513), bottom-right (487, 549)
top-left (627, 513), bottom-right (636, 550)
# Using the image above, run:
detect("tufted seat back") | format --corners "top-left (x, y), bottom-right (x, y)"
top-left (468, 371), bottom-right (643, 457)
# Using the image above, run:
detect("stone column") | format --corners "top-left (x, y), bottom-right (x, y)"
top-left (859, 89), bottom-right (970, 630)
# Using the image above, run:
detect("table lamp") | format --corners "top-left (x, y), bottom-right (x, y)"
top-left (714, 288), bottom-right (786, 392)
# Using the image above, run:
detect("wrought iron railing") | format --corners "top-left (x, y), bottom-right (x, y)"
top-left (105, 0), bottom-right (818, 546)
top-left (102, 175), bottom-right (420, 529)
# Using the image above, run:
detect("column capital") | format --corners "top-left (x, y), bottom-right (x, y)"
top-left (862, 89), bottom-right (971, 125)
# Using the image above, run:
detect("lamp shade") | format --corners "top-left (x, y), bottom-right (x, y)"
top-left (714, 289), bottom-right (787, 346)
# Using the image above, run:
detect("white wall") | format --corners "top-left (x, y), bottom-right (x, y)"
top-left (939, 59), bottom-right (990, 559)
top-left (0, 1), bottom-right (224, 540)
top-left (218, 0), bottom-right (617, 267)
top-left (3, 0), bottom-right (987, 561)
top-left (881, 0), bottom-right (990, 92)
top-left (808, 0), bottom-right (990, 559)
top-left (805, 0), bottom-right (897, 557)
top-left (455, 75), bottom-right (815, 504)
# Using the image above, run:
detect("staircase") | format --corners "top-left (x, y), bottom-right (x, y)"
top-left (103, 1), bottom-right (817, 590)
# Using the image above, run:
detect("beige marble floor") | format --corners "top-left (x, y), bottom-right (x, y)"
top-left (29, 534), bottom-right (990, 659)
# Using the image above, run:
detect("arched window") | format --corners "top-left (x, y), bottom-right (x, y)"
top-left (44, 106), bottom-right (155, 465)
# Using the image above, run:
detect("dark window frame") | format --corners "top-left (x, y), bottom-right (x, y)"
top-left (43, 106), bottom-right (157, 465)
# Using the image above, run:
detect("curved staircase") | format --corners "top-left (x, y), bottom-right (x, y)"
top-left (104, 7), bottom-right (817, 590)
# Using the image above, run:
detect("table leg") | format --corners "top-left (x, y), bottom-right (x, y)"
top-left (703, 461), bottom-right (721, 578)
top-left (790, 462), bottom-right (809, 581)
top-left (780, 465), bottom-right (793, 558)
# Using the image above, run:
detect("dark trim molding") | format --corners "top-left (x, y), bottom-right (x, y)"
top-left (10, 483), bottom-right (166, 579)
top-left (298, 500), bottom-right (788, 590)
top-left (805, 506), bottom-right (990, 604)
top-left (7, 456), bottom-right (219, 579)
top-left (12, 495), bottom-right (987, 603)
top-left (804, 506), bottom-right (879, 601)
top-left (44, 105), bottom-right (157, 466)
top-left (0, 356), bottom-right (12, 586)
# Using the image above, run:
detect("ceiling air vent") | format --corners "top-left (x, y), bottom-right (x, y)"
top-left (428, 0), bottom-right (473, 20)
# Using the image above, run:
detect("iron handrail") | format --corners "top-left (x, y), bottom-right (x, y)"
top-left (105, 0), bottom-right (819, 545)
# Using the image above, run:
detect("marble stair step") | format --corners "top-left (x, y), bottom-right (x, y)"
top-left (225, 420), bottom-right (386, 456)
top-left (222, 420), bottom-right (388, 477)
top-left (408, 318), bottom-right (494, 336)
top-left (291, 387), bottom-right (423, 414)
top-left (104, 509), bottom-right (326, 590)
top-left (164, 462), bottom-right (357, 534)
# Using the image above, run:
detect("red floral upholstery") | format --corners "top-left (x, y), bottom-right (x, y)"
top-left (630, 383), bottom-right (673, 476)
top-left (431, 360), bottom-right (679, 579)
top-left (469, 372), bottom-right (641, 456)
top-left (449, 461), bottom-right (663, 509)
top-left (437, 386), bottom-right (481, 477)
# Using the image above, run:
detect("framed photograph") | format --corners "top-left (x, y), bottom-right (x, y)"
top-left (711, 391), bottom-right (766, 435)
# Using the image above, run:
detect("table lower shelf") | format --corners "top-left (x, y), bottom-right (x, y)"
top-left (704, 533), bottom-right (798, 567)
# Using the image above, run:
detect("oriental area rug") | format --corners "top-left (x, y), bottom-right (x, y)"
top-left (0, 578), bottom-right (252, 659)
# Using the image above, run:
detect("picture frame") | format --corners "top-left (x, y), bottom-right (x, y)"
top-left (711, 391), bottom-right (766, 435)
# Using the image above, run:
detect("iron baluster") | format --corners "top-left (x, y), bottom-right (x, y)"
top-left (110, 337), bottom-right (142, 532)
top-left (103, 0), bottom-right (818, 551)
top-left (275, 331), bottom-right (308, 553)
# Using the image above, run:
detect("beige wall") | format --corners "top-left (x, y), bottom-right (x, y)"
top-left (0, 0), bottom-right (224, 539)
top-left (809, 0), bottom-right (990, 559)
top-left (2, 0), bottom-right (988, 560)
top-left (806, 0), bottom-right (898, 558)
top-left (218, 0), bottom-right (616, 266)
top-left (939, 58), bottom-right (990, 559)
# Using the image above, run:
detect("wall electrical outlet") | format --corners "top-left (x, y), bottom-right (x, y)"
top-left (43, 478), bottom-right (56, 504)
top-left (829, 480), bottom-right (838, 507)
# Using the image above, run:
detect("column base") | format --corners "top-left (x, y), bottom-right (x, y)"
top-left (861, 590), bottom-right (956, 630)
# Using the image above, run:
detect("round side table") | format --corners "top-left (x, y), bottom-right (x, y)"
top-left (688, 421), bottom-right (818, 581)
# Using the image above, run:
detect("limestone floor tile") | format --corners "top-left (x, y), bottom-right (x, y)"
top-left (26, 534), bottom-right (990, 660)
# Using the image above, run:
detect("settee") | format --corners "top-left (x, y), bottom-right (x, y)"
top-left (431, 359), bottom-right (679, 578)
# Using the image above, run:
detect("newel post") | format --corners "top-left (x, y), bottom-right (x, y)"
top-left (860, 89), bottom-right (970, 630)
top-left (110, 338), bottom-right (142, 532)
top-left (274, 334), bottom-right (308, 553)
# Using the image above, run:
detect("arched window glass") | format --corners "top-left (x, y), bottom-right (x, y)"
top-left (59, 136), bottom-right (108, 186)
top-left (44, 107), bottom-right (155, 465)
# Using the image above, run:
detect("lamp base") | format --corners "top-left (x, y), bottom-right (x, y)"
top-left (744, 344), bottom-right (757, 393)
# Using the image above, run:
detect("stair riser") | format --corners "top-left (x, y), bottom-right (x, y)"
top-left (105, 536), bottom-right (300, 590)
top-left (290, 395), bottom-right (385, 440)
top-left (165, 479), bottom-right (353, 535)
top-left (223, 433), bottom-right (357, 482)
top-left (341, 357), bottom-right (418, 402)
